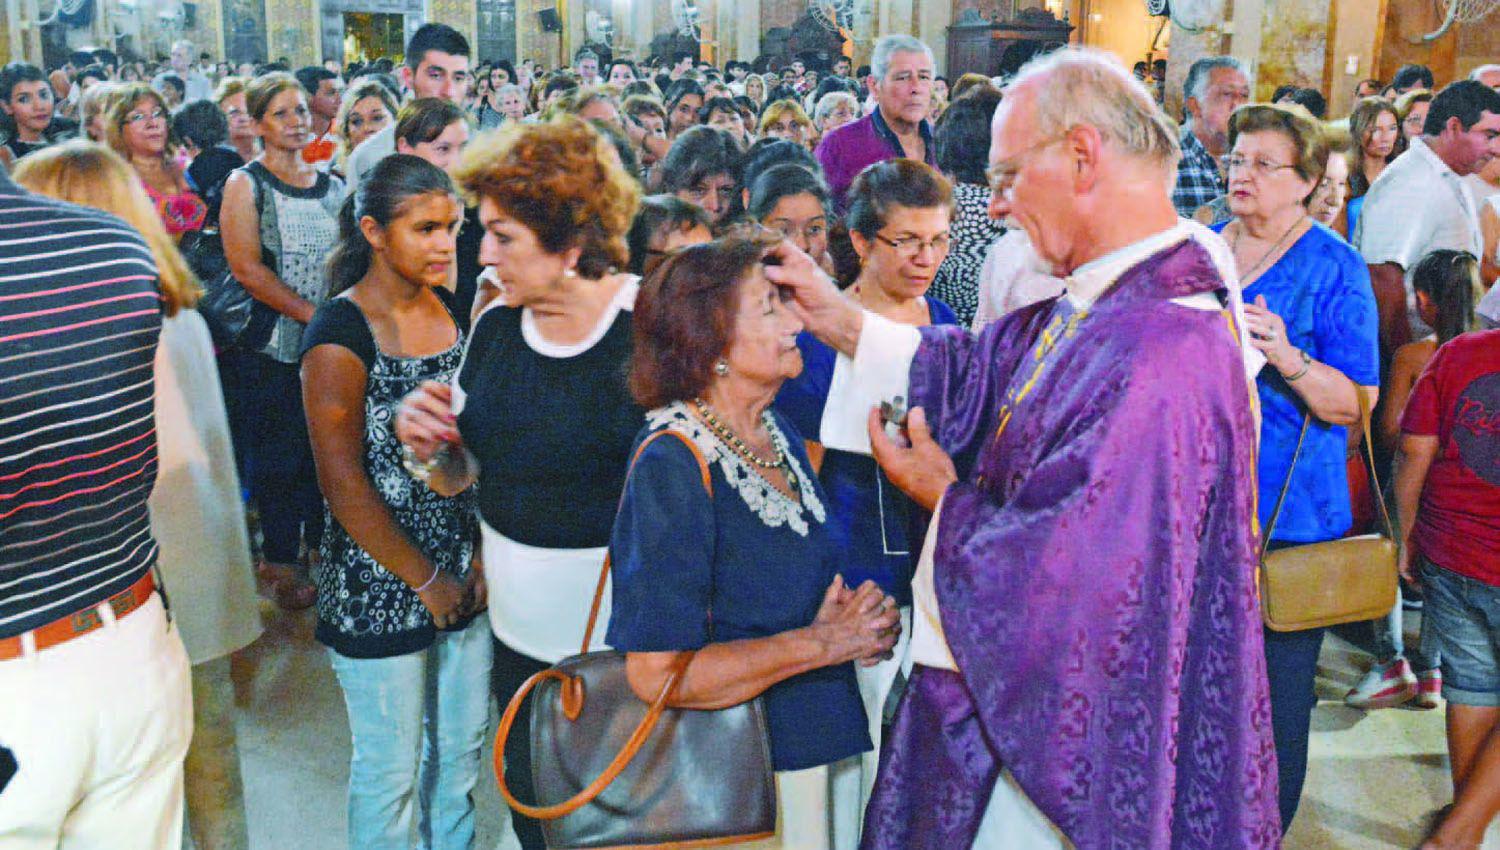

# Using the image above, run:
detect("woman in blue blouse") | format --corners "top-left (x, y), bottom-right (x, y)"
top-left (610, 235), bottom-right (901, 850)
top-left (773, 158), bottom-right (958, 825)
top-left (1215, 104), bottom-right (1380, 834)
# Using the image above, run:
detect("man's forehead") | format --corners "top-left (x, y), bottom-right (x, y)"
top-left (1207, 67), bottom-right (1249, 89)
top-left (884, 51), bottom-right (933, 75)
top-left (1475, 110), bottom-right (1500, 132)
top-left (418, 52), bottom-right (469, 72)
top-left (989, 85), bottom-right (1035, 158)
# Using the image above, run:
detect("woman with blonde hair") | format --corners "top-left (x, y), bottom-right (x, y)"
top-left (106, 82), bottom-right (207, 239)
top-left (759, 99), bottom-right (815, 149)
top-left (334, 78), bottom-right (397, 175)
top-left (13, 139), bottom-right (262, 850)
top-left (78, 80), bottom-right (121, 143)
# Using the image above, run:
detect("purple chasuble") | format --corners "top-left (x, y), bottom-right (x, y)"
top-left (860, 239), bottom-right (1280, 849)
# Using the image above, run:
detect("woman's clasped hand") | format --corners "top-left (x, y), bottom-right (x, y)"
top-left (812, 575), bottom-right (903, 667)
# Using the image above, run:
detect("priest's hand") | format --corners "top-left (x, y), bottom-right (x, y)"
top-left (761, 239), bottom-right (863, 357)
top-left (868, 406), bottom-right (957, 513)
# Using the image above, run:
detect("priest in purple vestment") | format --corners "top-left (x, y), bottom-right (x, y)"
top-left (765, 48), bottom-right (1282, 850)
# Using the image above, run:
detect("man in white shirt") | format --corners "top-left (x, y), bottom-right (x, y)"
top-left (1355, 80), bottom-right (1500, 358)
top-left (344, 24), bottom-right (472, 193)
top-left (766, 46), bottom-right (1278, 850)
top-left (574, 48), bottom-right (601, 87)
top-left (155, 40), bottom-right (213, 102)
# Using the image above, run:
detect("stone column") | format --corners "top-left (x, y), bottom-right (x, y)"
top-left (737, 0), bottom-right (759, 63)
top-left (627, 0), bottom-right (652, 59)
top-left (917, 0), bottom-right (952, 73)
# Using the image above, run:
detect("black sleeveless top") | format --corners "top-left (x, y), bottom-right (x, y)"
top-left (455, 289), bottom-right (644, 549)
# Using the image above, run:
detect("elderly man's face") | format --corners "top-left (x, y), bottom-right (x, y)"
top-left (1189, 66), bottom-right (1250, 144)
top-left (872, 49), bottom-right (934, 127)
top-left (986, 88), bottom-right (1077, 273)
top-left (170, 43), bottom-right (191, 72)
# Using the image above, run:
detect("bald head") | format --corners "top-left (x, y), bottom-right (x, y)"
top-left (986, 48), bottom-right (1183, 275)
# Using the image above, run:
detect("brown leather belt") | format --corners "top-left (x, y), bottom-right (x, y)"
top-left (0, 571), bottom-right (157, 661)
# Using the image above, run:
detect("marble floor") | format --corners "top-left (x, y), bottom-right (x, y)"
top-left (224, 602), bottom-right (1500, 850)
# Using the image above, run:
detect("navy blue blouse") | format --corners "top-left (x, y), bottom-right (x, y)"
top-left (605, 405), bottom-right (871, 772)
top-left (775, 295), bottom-right (959, 606)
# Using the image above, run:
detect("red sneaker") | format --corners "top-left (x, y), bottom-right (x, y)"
top-left (1344, 657), bottom-right (1418, 709)
top-left (1413, 668), bottom-right (1443, 710)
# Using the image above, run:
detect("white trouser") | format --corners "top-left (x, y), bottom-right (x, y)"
top-left (742, 755), bottom-right (863, 850)
top-left (0, 593), bottom-right (193, 850)
top-left (829, 606), bottom-right (914, 848)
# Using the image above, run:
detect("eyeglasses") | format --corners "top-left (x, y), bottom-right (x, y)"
top-left (873, 231), bottom-right (950, 257)
top-left (125, 108), bottom-right (165, 125)
top-left (986, 133), bottom-right (1068, 196)
top-left (1220, 155), bottom-right (1299, 178)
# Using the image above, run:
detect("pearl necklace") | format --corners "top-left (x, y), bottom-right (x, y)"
top-left (692, 398), bottom-right (788, 472)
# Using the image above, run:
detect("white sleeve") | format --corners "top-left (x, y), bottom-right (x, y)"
top-left (817, 311), bottom-right (922, 455)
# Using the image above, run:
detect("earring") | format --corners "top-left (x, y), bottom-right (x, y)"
top-left (714, 359), bottom-right (730, 376)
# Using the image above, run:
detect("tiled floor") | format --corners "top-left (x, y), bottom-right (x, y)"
top-left (225, 603), bottom-right (1500, 850)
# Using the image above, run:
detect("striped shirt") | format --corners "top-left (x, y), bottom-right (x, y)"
top-left (0, 173), bottom-right (163, 640)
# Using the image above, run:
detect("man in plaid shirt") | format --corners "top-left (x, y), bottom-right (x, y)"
top-left (1173, 57), bottom-right (1251, 218)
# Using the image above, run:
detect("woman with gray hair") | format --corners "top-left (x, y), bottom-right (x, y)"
top-left (813, 90), bottom-right (860, 139)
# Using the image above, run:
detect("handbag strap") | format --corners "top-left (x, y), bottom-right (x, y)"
top-left (493, 425), bottom-right (714, 821)
top-left (492, 650), bottom-right (693, 820)
top-left (579, 428), bottom-right (713, 654)
top-left (1260, 388), bottom-right (1388, 558)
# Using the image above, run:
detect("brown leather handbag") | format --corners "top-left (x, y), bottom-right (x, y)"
top-left (1259, 391), bottom-right (1398, 632)
top-left (493, 429), bottom-right (778, 849)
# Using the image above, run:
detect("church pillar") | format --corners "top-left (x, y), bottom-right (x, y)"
top-left (737, 0), bottom-right (760, 63)
top-left (625, 0), bottom-right (651, 59)
top-left (918, 0), bottom-right (952, 73)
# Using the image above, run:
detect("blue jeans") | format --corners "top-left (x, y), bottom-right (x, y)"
top-left (1263, 624), bottom-right (1324, 834)
top-left (328, 617), bottom-right (493, 850)
top-left (1422, 559), bottom-right (1500, 707)
top-left (1371, 582), bottom-right (1438, 671)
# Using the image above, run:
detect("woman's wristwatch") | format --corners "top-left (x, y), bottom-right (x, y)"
top-left (1282, 348), bottom-right (1313, 382)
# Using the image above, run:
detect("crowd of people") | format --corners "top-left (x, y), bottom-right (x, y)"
top-left (1, 18), bottom-right (1499, 850)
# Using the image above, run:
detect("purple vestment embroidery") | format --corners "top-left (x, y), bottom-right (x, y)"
top-left (860, 239), bottom-right (1281, 849)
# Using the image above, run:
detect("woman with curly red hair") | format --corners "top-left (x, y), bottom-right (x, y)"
top-left (394, 117), bottom-right (641, 850)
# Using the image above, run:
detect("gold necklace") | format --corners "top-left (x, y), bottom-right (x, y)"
top-left (692, 399), bottom-right (787, 471)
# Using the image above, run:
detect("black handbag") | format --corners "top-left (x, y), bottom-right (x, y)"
top-left (186, 169), bottom-right (276, 351)
top-left (494, 429), bottom-right (778, 850)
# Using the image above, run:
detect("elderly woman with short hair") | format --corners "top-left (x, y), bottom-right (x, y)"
top-left (612, 234), bottom-right (900, 850)
top-left (813, 90), bottom-right (860, 140)
top-left (1214, 103), bottom-right (1380, 833)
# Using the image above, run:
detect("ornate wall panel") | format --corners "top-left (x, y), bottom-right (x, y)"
top-left (476, 0), bottom-right (516, 61)
top-left (223, 0), bottom-right (269, 62)
top-left (267, 0), bottom-right (319, 62)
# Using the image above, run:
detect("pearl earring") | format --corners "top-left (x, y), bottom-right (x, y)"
top-left (714, 359), bottom-right (730, 376)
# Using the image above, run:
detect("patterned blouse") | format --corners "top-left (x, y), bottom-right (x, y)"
top-left (300, 294), bottom-right (477, 658)
top-left (143, 180), bottom-right (208, 236)
top-left (929, 182), bottom-right (1004, 327)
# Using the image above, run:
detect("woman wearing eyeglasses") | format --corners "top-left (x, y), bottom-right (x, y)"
top-left (104, 83), bottom-right (207, 240)
top-left (773, 158), bottom-right (957, 838)
top-left (1213, 103), bottom-right (1380, 835)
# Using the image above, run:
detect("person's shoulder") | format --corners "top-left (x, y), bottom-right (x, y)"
top-left (817, 113), bottom-right (870, 152)
top-left (1436, 328), bottom-right (1500, 363)
top-left (0, 189), bottom-right (146, 246)
top-left (632, 407), bottom-right (716, 489)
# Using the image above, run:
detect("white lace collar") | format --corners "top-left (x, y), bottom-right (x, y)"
top-left (646, 402), bottom-right (826, 537)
